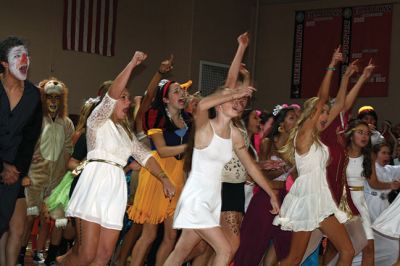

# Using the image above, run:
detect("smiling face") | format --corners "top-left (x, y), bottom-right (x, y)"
top-left (6, 45), bottom-right (30, 81)
top-left (113, 88), bottom-right (132, 121)
top-left (282, 110), bottom-right (297, 132)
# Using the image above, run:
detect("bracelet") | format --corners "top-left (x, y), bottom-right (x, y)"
top-left (158, 70), bottom-right (165, 75)
top-left (326, 67), bottom-right (336, 71)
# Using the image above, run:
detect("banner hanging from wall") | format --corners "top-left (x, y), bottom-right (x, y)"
top-left (63, 0), bottom-right (118, 57)
top-left (290, 4), bottom-right (392, 98)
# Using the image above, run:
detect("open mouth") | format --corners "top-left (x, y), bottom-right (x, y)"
top-left (178, 98), bottom-right (186, 105)
top-left (123, 107), bottom-right (129, 114)
top-left (19, 65), bottom-right (28, 74)
top-left (320, 121), bottom-right (327, 128)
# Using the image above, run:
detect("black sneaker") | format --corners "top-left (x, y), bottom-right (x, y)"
top-left (32, 251), bottom-right (45, 264)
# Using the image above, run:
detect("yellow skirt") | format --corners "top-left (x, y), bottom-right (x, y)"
top-left (128, 152), bottom-right (185, 224)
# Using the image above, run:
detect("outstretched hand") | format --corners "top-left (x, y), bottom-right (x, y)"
top-left (234, 85), bottom-right (256, 99)
top-left (329, 45), bottom-right (344, 67)
top-left (361, 58), bottom-right (375, 80)
top-left (132, 51), bottom-right (147, 66)
top-left (159, 54), bottom-right (174, 74)
top-left (237, 32), bottom-right (250, 47)
top-left (343, 59), bottom-right (360, 78)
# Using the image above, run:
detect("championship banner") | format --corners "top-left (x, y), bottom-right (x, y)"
top-left (291, 4), bottom-right (392, 98)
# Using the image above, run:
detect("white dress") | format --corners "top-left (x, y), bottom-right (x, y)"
top-left (66, 93), bottom-right (152, 230)
top-left (273, 140), bottom-right (347, 231)
top-left (373, 193), bottom-right (400, 238)
top-left (173, 122), bottom-right (232, 229)
top-left (346, 156), bottom-right (374, 239)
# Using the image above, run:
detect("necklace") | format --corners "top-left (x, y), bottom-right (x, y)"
top-left (164, 107), bottom-right (187, 129)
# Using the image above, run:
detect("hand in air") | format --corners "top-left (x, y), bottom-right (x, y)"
top-left (329, 45), bottom-right (344, 67)
top-left (361, 58), bottom-right (375, 80)
top-left (132, 51), bottom-right (147, 66)
top-left (159, 54), bottom-right (174, 74)
top-left (343, 59), bottom-right (360, 78)
top-left (237, 32), bottom-right (250, 47)
top-left (234, 85), bottom-right (256, 99)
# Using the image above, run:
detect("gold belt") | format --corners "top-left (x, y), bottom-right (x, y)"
top-left (72, 158), bottom-right (124, 176)
top-left (348, 186), bottom-right (364, 191)
top-left (87, 159), bottom-right (124, 169)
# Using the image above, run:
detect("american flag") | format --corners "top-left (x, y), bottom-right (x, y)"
top-left (63, 0), bottom-right (118, 56)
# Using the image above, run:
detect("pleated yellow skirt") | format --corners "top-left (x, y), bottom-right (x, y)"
top-left (128, 152), bottom-right (185, 224)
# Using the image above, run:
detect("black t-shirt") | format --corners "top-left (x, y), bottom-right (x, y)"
top-left (72, 133), bottom-right (87, 161)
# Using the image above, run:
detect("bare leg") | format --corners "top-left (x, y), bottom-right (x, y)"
top-left (164, 229), bottom-right (202, 266)
top-left (36, 212), bottom-right (50, 252)
top-left (0, 232), bottom-right (7, 266)
top-left (278, 231), bottom-right (312, 266)
top-left (360, 239), bottom-right (374, 266)
top-left (191, 242), bottom-right (213, 266)
top-left (195, 227), bottom-right (232, 266)
top-left (322, 239), bottom-right (337, 265)
top-left (263, 244), bottom-right (277, 266)
top-left (220, 211), bottom-right (242, 262)
top-left (4, 198), bottom-right (26, 266)
top-left (155, 217), bottom-right (176, 266)
top-left (115, 224), bottom-right (142, 266)
top-left (92, 227), bottom-right (120, 266)
top-left (60, 218), bottom-right (100, 266)
top-left (319, 216), bottom-right (354, 266)
top-left (129, 223), bottom-right (158, 266)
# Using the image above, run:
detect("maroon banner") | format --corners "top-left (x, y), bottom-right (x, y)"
top-left (350, 5), bottom-right (392, 97)
top-left (291, 4), bottom-right (393, 98)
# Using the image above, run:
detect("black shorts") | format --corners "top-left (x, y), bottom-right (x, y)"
top-left (221, 182), bottom-right (245, 213)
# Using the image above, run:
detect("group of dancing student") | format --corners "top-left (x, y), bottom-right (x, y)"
top-left (4, 32), bottom-right (400, 266)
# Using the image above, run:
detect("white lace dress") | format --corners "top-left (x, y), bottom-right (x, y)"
top-left (273, 140), bottom-right (348, 231)
top-left (66, 93), bottom-right (152, 230)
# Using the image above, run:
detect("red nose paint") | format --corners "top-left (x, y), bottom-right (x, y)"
top-left (21, 53), bottom-right (28, 65)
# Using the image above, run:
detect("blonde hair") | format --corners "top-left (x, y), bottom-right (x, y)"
top-left (279, 97), bottom-right (323, 164)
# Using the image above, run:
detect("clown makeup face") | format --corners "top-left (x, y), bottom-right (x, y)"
top-left (7, 45), bottom-right (30, 81)
top-left (46, 93), bottom-right (61, 117)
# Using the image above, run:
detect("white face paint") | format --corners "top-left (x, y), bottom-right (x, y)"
top-left (7, 45), bottom-right (30, 81)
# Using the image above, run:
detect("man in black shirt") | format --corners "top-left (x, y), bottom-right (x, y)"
top-left (0, 37), bottom-right (42, 252)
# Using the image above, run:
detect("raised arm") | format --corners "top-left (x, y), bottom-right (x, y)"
top-left (326, 59), bottom-right (359, 126)
top-left (135, 55), bottom-right (174, 132)
top-left (225, 32), bottom-right (249, 89)
top-left (298, 46), bottom-right (342, 133)
top-left (196, 85), bottom-right (255, 130)
top-left (344, 59), bottom-right (375, 112)
top-left (88, 52), bottom-right (146, 130)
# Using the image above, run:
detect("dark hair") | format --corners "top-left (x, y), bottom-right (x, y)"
top-left (268, 107), bottom-right (294, 140)
top-left (0, 36), bottom-right (26, 73)
top-left (372, 142), bottom-right (391, 154)
top-left (345, 119), bottom-right (372, 178)
top-left (260, 111), bottom-right (273, 125)
top-left (357, 110), bottom-right (378, 125)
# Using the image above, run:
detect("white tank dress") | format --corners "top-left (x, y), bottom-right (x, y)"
top-left (273, 140), bottom-right (348, 231)
top-left (173, 122), bottom-right (232, 229)
top-left (346, 156), bottom-right (374, 239)
top-left (66, 93), bottom-right (152, 230)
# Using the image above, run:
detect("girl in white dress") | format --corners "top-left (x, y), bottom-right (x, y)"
top-left (164, 84), bottom-right (279, 266)
top-left (343, 119), bottom-right (400, 265)
top-left (62, 52), bottom-right (175, 266)
top-left (272, 46), bottom-right (355, 266)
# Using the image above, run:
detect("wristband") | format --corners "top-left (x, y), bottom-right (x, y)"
top-left (158, 70), bottom-right (165, 75)
top-left (326, 67), bottom-right (336, 71)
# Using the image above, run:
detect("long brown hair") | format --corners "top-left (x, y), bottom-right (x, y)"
top-left (345, 119), bottom-right (372, 178)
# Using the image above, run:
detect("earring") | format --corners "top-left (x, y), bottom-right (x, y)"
top-left (278, 126), bottom-right (284, 133)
